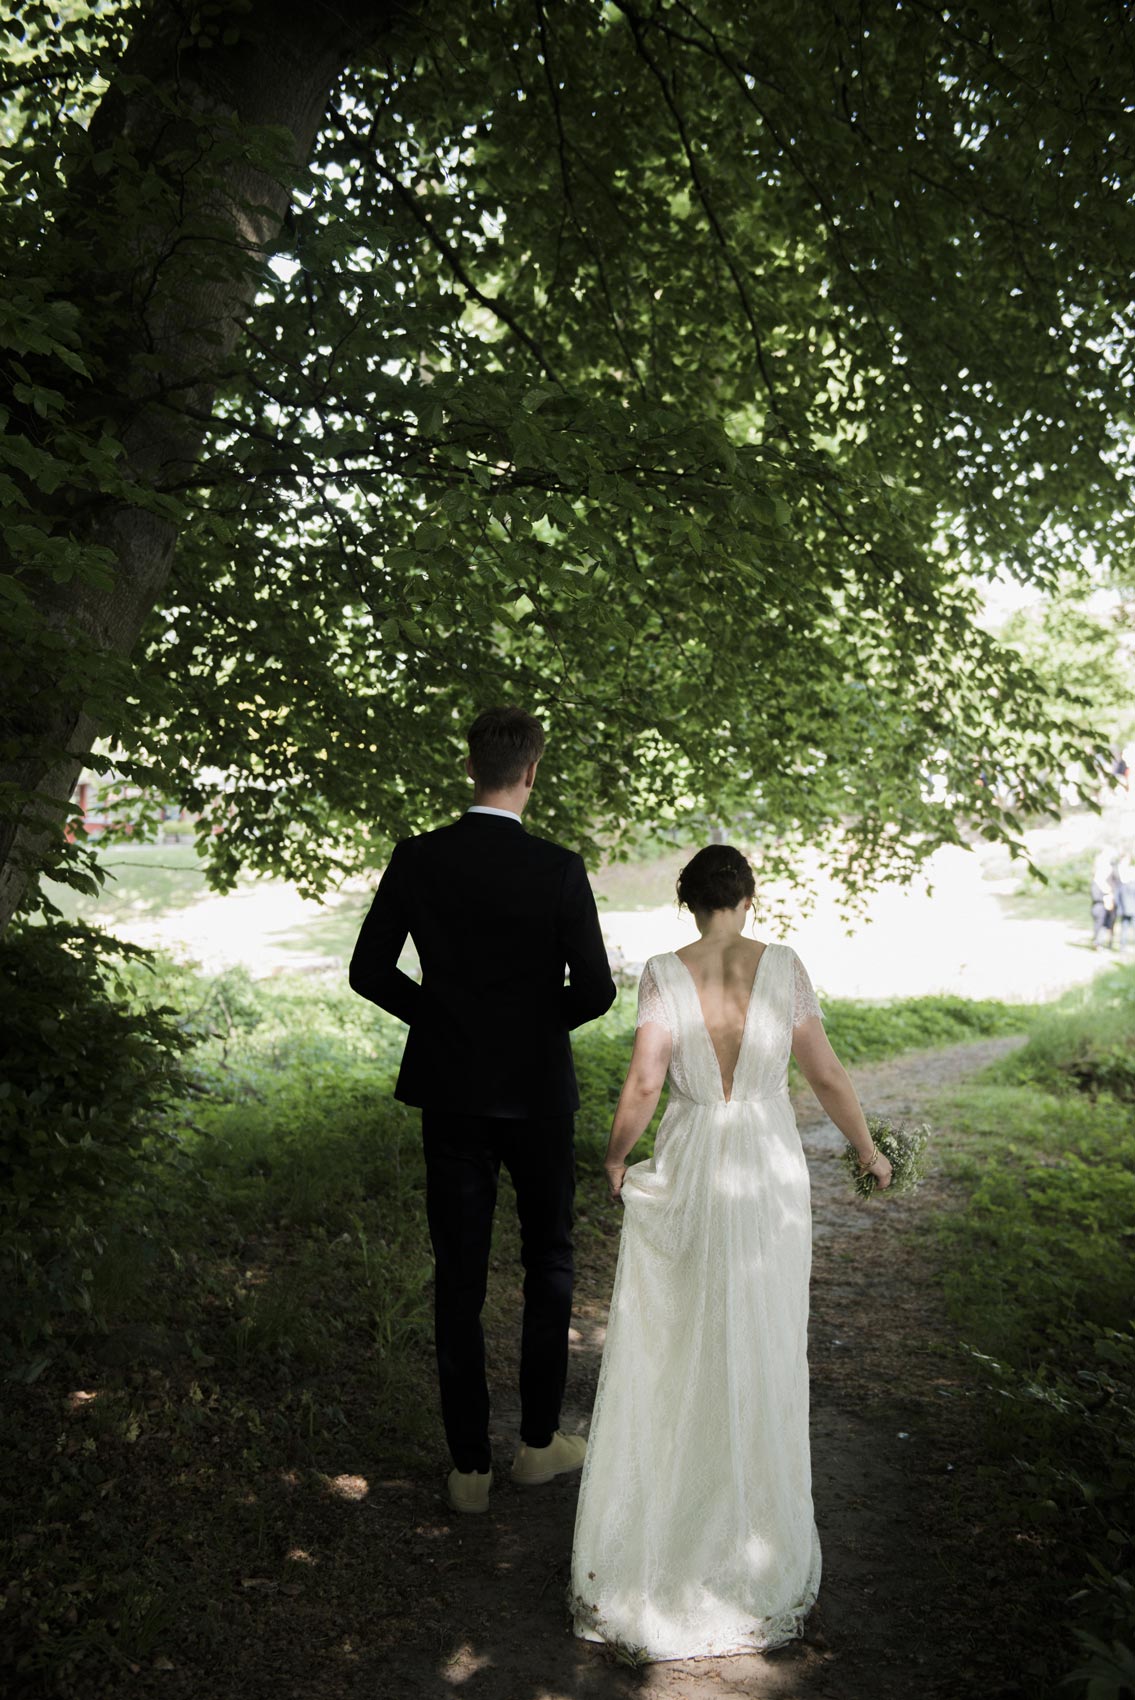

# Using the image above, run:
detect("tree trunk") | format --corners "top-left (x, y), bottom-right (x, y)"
top-left (0, 0), bottom-right (410, 933)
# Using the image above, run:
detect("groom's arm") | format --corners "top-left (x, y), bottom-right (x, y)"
top-left (348, 844), bottom-right (423, 1025)
top-left (559, 854), bottom-right (617, 1031)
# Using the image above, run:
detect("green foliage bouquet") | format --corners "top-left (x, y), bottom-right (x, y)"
top-left (844, 1116), bottom-right (931, 1200)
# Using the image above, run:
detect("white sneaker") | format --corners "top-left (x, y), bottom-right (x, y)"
top-left (447, 1467), bottom-right (492, 1513)
top-left (510, 1430), bottom-right (586, 1486)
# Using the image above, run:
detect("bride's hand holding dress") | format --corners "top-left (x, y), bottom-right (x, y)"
top-left (602, 1017), bottom-right (671, 1201)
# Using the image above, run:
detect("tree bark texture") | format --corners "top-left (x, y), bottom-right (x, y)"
top-left (0, 0), bottom-right (411, 932)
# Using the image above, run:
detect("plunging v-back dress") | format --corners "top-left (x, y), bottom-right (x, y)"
top-left (571, 942), bottom-right (822, 1661)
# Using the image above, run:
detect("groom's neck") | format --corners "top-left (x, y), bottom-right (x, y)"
top-left (471, 783), bottom-right (532, 818)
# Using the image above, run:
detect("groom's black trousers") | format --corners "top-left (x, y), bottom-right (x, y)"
top-left (422, 1109), bottom-right (575, 1474)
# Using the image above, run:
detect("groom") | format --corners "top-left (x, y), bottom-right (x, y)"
top-left (349, 707), bottom-right (617, 1513)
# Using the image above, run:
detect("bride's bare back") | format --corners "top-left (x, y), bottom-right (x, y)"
top-left (674, 935), bottom-right (767, 1101)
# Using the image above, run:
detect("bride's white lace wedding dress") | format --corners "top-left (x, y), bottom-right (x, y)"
top-left (571, 942), bottom-right (822, 1661)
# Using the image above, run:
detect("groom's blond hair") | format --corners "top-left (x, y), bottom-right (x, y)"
top-left (467, 706), bottom-right (545, 791)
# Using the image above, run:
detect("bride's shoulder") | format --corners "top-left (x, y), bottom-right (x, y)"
top-left (758, 940), bottom-right (804, 976)
top-left (640, 952), bottom-right (683, 993)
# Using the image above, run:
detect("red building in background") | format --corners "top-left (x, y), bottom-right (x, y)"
top-left (67, 773), bottom-right (197, 842)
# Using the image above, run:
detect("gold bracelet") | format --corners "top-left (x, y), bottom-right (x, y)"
top-left (857, 1143), bottom-right (878, 1170)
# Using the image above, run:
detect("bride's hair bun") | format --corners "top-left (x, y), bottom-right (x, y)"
top-left (676, 845), bottom-right (756, 914)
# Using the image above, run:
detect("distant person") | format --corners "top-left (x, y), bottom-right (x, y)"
top-left (348, 707), bottom-right (616, 1514)
top-left (1091, 849), bottom-right (1117, 950)
top-left (1124, 742), bottom-right (1135, 793)
top-left (1114, 850), bottom-right (1135, 952)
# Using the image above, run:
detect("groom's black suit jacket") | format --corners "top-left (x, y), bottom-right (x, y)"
top-left (349, 812), bottom-right (617, 1118)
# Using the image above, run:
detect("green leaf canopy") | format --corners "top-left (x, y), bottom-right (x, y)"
top-left (3, 0), bottom-right (1132, 904)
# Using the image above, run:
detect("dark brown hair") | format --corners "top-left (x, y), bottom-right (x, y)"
top-left (676, 844), bottom-right (756, 914)
top-left (467, 706), bottom-right (546, 791)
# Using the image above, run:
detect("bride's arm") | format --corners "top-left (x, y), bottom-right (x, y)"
top-left (602, 1021), bottom-right (671, 1200)
top-left (792, 1018), bottom-right (893, 1189)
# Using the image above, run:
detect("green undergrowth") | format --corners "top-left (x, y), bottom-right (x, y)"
top-left (0, 964), bottom-right (435, 1692)
top-left (930, 965), bottom-right (1135, 1700)
top-left (1, 954), bottom-right (1031, 1694)
top-left (819, 990), bottom-right (1032, 1064)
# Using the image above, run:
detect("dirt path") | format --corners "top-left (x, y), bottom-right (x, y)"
top-left (371, 1035), bottom-right (1033, 1700)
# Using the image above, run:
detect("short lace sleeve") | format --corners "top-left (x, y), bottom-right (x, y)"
top-left (792, 951), bottom-right (823, 1027)
top-left (636, 959), bottom-right (671, 1033)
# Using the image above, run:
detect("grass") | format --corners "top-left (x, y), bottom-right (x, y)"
top-left (42, 842), bottom-right (211, 926)
top-left (0, 962), bottom-right (1070, 1695)
top-left (1, 966), bottom-right (645, 1695)
top-left (592, 844), bottom-right (688, 911)
top-left (37, 837), bottom-right (695, 967)
top-left (995, 843), bottom-right (1112, 929)
top-left (927, 964), bottom-right (1135, 1700)
top-left (821, 991), bottom-right (1032, 1063)
top-left (1, 985), bottom-right (439, 1691)
top-left (269, 890), bottom-right (374, 961)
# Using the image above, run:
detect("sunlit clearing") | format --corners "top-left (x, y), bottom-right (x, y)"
top-left (67, 1390), bottom-right (100, 1412)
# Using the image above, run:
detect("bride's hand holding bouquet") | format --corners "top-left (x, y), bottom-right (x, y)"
top-left (845, 1116), bottom-right (930, 1199)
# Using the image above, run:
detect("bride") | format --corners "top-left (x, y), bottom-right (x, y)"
top-left (571, 844), bottom-right (891, 1661)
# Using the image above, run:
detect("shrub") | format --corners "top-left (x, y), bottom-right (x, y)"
top-left (931, 965), bottom-right (1135, 1698)
top-left (0, 920), bottom-right (190, 1366)
top-left (822, 992), bottom-right (1030, 1063)
top-left (992, 967), bottom-right (1135, 1103)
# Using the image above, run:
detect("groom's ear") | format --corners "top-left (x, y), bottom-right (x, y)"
top-left (465, 757), bottom-right (475, 782)
top-left (524, 759), bottom-right (539, 791)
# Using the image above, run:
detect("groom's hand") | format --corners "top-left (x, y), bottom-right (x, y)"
top-left (604, 1161), bottom-right (627, 1202)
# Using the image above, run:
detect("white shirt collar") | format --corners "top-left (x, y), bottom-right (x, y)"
top-left (466, 805), bottom-right (523, 825)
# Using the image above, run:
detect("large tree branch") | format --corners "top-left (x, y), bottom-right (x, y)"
top-left (532, 0), bottom-right (647, 395)
top-left (613, 1), bottom-right (783, 416)
top-left (376, 167), bottom-right (560, 384)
